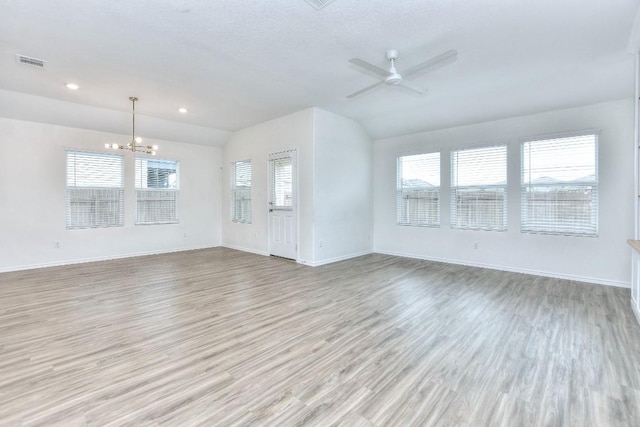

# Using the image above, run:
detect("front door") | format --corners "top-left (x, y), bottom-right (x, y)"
top-left (268, 151), bottom-right (297, 260)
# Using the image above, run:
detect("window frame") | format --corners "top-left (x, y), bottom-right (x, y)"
top-left (520, 131), bottom-right (599, 237)
top-left (134, 156), bottom-right (179, 225)
top-left (450, 144), bottom-right (508, 231)
top-left (396, 151), bottom-right (441, 227)
top-left (66, 149), bottom-right (125, 229)
top-left (231, 159), bottom-right (252, 224)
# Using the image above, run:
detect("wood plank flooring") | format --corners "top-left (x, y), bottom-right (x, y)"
top-left (0, 247), bottom-right (639, 426)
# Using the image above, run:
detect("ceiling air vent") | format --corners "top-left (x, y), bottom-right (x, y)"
top-left (15, 54), bottom-right (46, 69)
top-left (303, 0), bottom-right (335, 10)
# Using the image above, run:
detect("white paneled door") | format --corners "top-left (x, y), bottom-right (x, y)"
top-left (268, 150), bottom-right (297, 260)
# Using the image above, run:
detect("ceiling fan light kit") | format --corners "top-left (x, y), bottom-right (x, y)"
top-left (347, 48), bottom-right (458, 98)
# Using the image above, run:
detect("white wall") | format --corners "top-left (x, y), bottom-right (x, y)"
top-left (222, 108), bottom-right (315, 263)
top-left (0, 117), bottom-right (221, 272)
top-left (373, 99), bottom-right (635, 287)
top-left (222, 107), bottom-right (374, 266)
top-left (3, 96), bottom-right (630, 284)
top-left (313, 109), bottom-right (373, 265)
top-left (0, 89), bottom-right (231, 147)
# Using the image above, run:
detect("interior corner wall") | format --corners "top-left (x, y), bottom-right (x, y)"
top-left (221, 108), bottom-right (315, 263)
top-left (373, 99), bottom-right (635, 287)
top-left (312, 108), bottom-right (373, 265)
top-left (0, 117), bottom-right (222, 272)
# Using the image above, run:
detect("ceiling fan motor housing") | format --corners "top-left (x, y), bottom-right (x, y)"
top-left (384, 50), bottom-right (402, 84)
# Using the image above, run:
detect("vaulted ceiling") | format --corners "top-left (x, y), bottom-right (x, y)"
top-left (0, 0), bottom-right (638, 146)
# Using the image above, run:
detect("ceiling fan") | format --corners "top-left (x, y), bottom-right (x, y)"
top-left (347, 49), bottom-right (458, 99)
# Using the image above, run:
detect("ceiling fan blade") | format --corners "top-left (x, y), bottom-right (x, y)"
top-left (397, 80), bottom-right (426, 95)
top-left (403, 49), bottom-right (458, 78)
top-left (346, 80), bottom-right (385, 98)
top-left (348, 58), bottom-right (389, 77)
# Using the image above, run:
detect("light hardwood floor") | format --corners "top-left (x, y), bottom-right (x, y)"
top-left (1, 248), bottom-right (639, 426)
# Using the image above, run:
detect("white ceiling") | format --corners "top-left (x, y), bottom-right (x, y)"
top-left (0, 0), bottom-right (638, 146)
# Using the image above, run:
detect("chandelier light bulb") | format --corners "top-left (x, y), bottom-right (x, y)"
top-left (135, 137), bottom-right (142, 143)
top-left (151, 151), bottom-right (156, 156)
top-left (105, 143), bottom-right (110, 149)
top-left (152, 145), bottom-right (159, 150)
top-left (111, 143), bottom-right (119, 149)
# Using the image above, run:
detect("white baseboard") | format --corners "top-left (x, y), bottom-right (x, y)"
top-left (221, 244), bottom-right (269, 257)
top-left (304, 250), bottom-right (373, 267)
top-left (221, 245), bottom-right (372, 267)
top-left (374, 249), bottom-right (631, 289)
top-left (0, 245), bottom-right (218, 273)
top-left (3, 245), bottom-right (629, 289)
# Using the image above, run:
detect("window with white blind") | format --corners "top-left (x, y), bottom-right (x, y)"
top-left (232, 160), bottom-right (252, 223)
top-left (271, 157), bottom-right (293, 208)
top-left (521, 133), bottom-right (598, 236)
top-left (397, 152), bottom-right (440, 226)
top-left (66, 150), bottom-right (124, 229)
top-left (135, 158), bottom-right (179, 224)
top-left (451, 145), bottom-right (507, 231)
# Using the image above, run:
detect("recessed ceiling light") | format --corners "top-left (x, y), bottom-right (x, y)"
top-left (178, 107), bottom-right (188, 114)
top-left (65, 83), bottom-right (79, 90)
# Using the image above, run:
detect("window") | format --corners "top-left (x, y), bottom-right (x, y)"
top-left (135, 158), bottom-right (178, 224)
top-left (66, 151), bottom-right (124, 229)
top-left (451, 145), bottom-right (507, 231)
top-left (397, 152), bottom-right (440, 226)
top-left (232, 160), bottom-right (252, 223)
top-left (521, 133), bottom-right (598, 236)
top-left (271, 157), bottom-right (293, 208)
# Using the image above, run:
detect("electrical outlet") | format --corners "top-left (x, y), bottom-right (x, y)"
top-left (473, 241), bottom-right (479, 250)
top-left (54, 241), bottom-right (61, 249)
top-left (183, 232), bottom-right (188, 238)
top-left (319, 240), bottom-right (323, 248)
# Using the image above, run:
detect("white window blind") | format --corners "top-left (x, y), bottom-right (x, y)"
top-left (66, 151), bottom-right (124, 229)
top-left (397, 152), bottom-right (440, 226)
top-left (521, 133), bottom-right (598, 236)
top-left (135, 158), bottom-right (178, 224)
top-left (232, 160), bottom-right (252, 223)
top-left (271, 157), bottom-right (293, 208)
top-left (451, 145), bottom-right (507, 231)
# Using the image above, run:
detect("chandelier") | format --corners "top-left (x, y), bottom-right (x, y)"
top-left (105, 97), bottom-right (158, 155)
